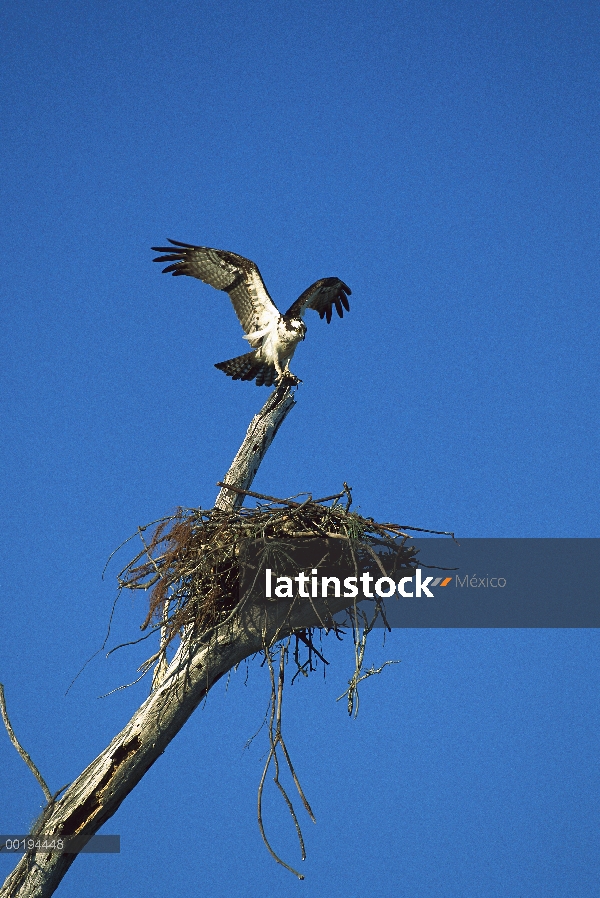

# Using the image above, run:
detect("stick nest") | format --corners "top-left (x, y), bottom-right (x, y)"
top-left (117, 488), bottom-right (418, 652)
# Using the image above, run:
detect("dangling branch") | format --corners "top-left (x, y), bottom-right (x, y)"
top-left (257, 644), bottom-right (315, 880)
top-left (0, 683), bottom-right (52, 804)
top-left (336, 604), bottom-right (400, 718)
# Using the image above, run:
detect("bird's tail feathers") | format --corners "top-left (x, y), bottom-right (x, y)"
top-left (215, 351), bottom-right (277, 387)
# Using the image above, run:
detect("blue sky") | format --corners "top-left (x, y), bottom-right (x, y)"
top-left (1, 1), bottom-right (599, 895)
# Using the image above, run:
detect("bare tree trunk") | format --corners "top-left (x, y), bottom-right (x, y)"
top-left (215, 384), bottom-right (295, 511)
top-left (0, 383), bottom-right (323, 898)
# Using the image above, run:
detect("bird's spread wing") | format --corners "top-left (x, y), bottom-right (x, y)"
top-left (285, 278), bottom-right (351, 323)
top-left (152, 239), bottom-right (280, 334)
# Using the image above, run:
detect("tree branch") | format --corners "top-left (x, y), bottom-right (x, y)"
top-left (0, 684), bottom-right (52, 804)
top-left (214, 383), bottom-right (296, 511)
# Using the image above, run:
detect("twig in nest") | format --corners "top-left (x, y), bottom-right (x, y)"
top-left (0, 683), bottom-right (52, 803)
top-left (342, 481), bottom-right (352, 511)
top-left (257, 644), bottom-right (315, 880)
top-left (381, 522), bottom-right (459, 542)
top-left (216, 482), bottom-right (348, 508)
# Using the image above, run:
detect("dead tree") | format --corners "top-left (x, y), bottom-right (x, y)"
top-left (0, 384), bottom-right (360, 897)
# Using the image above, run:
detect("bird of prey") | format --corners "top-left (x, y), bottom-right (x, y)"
top-left (152, 239), bottom-right (351, 387)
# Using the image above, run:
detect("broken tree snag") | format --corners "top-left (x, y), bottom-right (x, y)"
top-left (1, 374), bottom-right (412, 894)
top-left (215, 383), bottom-right (296, 511)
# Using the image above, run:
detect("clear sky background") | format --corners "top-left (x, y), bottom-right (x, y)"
top-left (1, 1), bottom-right (599, 895)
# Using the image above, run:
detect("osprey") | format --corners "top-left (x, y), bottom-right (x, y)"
top-left (152, 239), bottom-right (351, 387)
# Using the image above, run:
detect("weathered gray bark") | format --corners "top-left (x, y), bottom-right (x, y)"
top-left (215, 384), bottom-right (295, 511)
top-left (0, 383), bottom-right (311, 898)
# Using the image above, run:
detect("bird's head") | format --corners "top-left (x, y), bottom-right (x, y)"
top-left (288, 318), bottom-right (307, 340)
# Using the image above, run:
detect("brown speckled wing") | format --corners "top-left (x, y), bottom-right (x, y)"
top-left (152, 239), bottom-right (280, 334)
